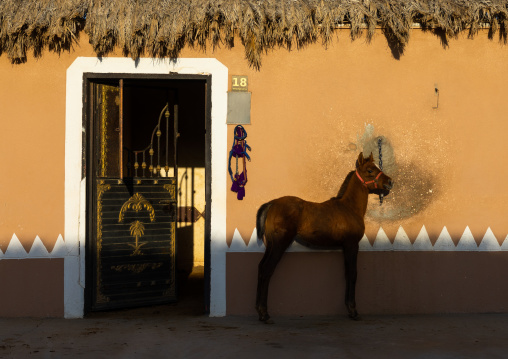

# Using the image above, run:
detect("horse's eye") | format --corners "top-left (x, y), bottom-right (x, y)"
top-left (367, 169), bottom-right (373, 174)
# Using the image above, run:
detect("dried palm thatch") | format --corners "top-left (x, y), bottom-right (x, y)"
top-left (0, 0), bottom-right (87, 63)
top-left (1, 0), bottom-right (507, 68)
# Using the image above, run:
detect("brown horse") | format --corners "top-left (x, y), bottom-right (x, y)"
top-left (255, 152), bottom-right (393, 323)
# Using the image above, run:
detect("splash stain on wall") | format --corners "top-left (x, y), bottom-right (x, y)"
top-left (367, 161), bottom-right (436, 221)
top-left (356, 125), bottom-right (438, 222)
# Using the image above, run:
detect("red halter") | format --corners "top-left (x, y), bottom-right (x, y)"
top-left (356, 170), bottom-right (383, 189)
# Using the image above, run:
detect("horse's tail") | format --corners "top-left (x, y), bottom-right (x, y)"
top-left (256, 201), bottom-right (273, 240)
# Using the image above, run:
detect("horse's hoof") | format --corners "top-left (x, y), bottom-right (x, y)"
top-left (348, 313), bottom-right (361, 321)
top-left (258, 312), bottom-right (272, 324)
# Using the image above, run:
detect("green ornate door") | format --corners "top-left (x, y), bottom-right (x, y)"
top-left (90, 81), bottom-right (178, 310)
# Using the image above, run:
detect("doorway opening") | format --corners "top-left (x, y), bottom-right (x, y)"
top-left (84, 74), bottom-right (211, 315)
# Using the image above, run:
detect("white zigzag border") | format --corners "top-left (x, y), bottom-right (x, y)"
top-left (2, 225), bottom-right (507, 259)
top-left (0, 234), bottom-right (68, 259)
top-left (228, 226), bottom-right (508, 252)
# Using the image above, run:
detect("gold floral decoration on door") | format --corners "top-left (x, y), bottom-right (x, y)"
top-left (118, 193), bottom-right (155, 222)
top-left (118, 193), bottom-right (155, 256)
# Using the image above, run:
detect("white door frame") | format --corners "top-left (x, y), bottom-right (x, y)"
top-left (65, 57), bottom-right (228, 318)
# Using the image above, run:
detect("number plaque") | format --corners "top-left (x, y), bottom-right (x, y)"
top-left (231, 76), bottom-right (248, 92)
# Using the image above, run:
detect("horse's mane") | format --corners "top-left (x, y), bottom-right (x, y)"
top-left (336, 171), bottom-right (355, 199)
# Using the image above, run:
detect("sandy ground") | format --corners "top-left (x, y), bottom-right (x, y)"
top-left (1, 269), bottom-right (507, 358)
top-left (1, 312), bottom-right (508, 358)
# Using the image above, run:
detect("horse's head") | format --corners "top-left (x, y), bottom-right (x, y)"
top-left (355, 152), bottom-right (394, 196)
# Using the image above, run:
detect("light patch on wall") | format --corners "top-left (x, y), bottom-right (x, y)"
top-left (393, 226), bottom-right (412, 250)
top-left (478, 228), bottom-right (501, 251)
top-left (372, 227), bottom-right (392, 251)
top-left (413, 225), bottom-right (433, 250)
top-left (175, 167), bottom-right (206, 268)
top-left (456, 226), bottom-right (477, 250)
top-left (358, 234), bottom-right (371, 250)
top-left (433, 227), bottom-right (455, 251)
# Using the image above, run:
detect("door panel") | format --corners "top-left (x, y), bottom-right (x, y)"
top-left (90, 82), bottom-right (178, 311)
top-left (96, 83), bottom-right (120, 178)
top-left (93, 178), bottom-right (176, 309)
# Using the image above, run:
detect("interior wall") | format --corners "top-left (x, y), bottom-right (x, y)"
top-left (170, 81), bottom-right (207, 271)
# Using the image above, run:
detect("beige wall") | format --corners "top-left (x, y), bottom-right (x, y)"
top-left (0, 28), bottom-right (507, 316)
top-left (225, 29), bottom-right (508, 245)
top-left (1, 29), bottom-right (506, 252)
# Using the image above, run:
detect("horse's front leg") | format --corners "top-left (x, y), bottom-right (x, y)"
top-left (343, 242), bottom-right (360, 320)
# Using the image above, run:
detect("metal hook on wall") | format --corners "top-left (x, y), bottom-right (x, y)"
top-left (433, 84), bottom-right (439, 109)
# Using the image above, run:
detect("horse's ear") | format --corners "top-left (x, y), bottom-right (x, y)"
top-left (357, 152), bottom-right (365, 167)
top-left (368, 152), bottom-right (374, 162)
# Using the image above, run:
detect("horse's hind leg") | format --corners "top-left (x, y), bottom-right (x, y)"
top-left (256, 242), bottom-right (287, 324)
top-left (343, 242), bottom-right (360, 320)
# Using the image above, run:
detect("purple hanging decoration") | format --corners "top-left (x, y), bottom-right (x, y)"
top-left (378, 137), bottom-right (384, 205)
top-left (228, 125), bottom-right (251, 200)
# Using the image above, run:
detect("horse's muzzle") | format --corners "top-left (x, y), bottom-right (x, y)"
top-left (383, 179), bottom-right (394, 191)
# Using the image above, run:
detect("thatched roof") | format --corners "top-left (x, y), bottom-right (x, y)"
top-left (1, 0), bottom-right (507, 68)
